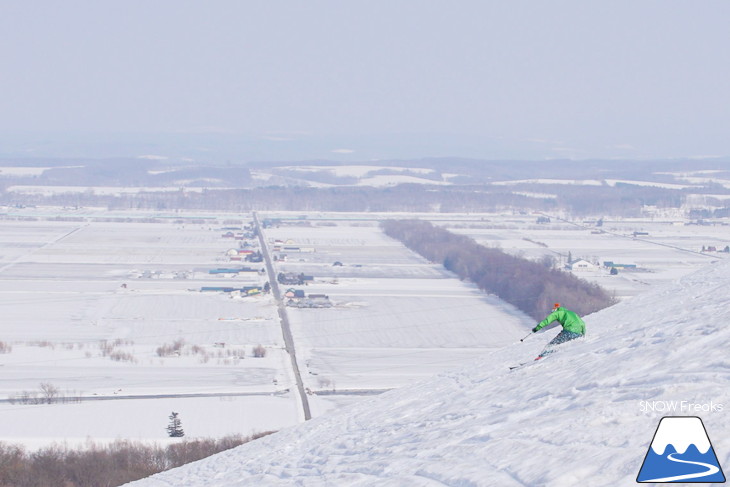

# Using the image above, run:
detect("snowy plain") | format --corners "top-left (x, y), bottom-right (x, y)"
top-left (443, 215), bottom-right (725, 299)
top-left (0, 206), bottom-right (728, 478)
top-left (0, 215), bottom-right (299, 449)
top-left (127, 245), bottom-right (730, 487)
top-left (0, 210), bottom-right (530, 449)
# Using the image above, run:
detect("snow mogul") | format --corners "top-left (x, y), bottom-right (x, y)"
top-left (532, 303), bottom-right (585, 359)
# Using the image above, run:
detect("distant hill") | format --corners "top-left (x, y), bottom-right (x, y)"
top-left (3, 158), bottom-right (730, 217)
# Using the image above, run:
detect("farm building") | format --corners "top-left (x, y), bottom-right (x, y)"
top-left (245, 251), bottom-right (263, 263)
top-left (278, 272), bottom-right (313, 285)
top-left (225, 248), bottom-right (250, 258)
top-left (285, 289), bottom-right (332, 308)
top-left (209, 266), bottom-right (262, 275)
top-left (239, 286), bottom-right (263, 296)
top-left (603, 261), bottom-right (638, 270)
top-left (284, 289), bottom-right (306, 299)
top-left (565, 259), bottom-right (598, 272)
top-left (282, 246), bottom-right (315, 253)
top-left (201, 286), bottom-right (238, 293)
top-left (201, 286), bottom-right (262, 295)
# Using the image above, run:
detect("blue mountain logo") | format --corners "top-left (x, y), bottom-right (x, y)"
top-left (637, 416), bottom-right (725, 483)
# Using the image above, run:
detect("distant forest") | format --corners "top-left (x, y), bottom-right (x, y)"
top-left (0, 184), bottom-right (704, 217)
top-left (381, 219), bottom-right (616, 320)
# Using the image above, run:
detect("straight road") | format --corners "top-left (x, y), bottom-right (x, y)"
top-left (253, 212), bottom-right (312, 421)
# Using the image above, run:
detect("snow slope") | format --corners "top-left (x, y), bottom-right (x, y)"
top-left (126, 259), bottom-right (730, 487)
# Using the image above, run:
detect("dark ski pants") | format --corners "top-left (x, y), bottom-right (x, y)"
top-left (538, 330), bottom-right (584, 358)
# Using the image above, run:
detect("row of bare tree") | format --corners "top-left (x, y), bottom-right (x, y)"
top-left (382, 219), bottom-right (615, 320)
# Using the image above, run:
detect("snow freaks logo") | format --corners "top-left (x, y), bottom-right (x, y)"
top-left (637, 416), bottom-right (726, 483)
top-left (639, 400), bottom-right (724, 413)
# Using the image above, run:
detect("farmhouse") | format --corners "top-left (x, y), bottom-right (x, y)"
top-left (701, 245), bottom-right (730, 252)
top-left (284, 288), bottom-right (306, 299)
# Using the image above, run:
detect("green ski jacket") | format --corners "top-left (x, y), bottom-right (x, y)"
top-left (535, 307), bottom-right (585, 335)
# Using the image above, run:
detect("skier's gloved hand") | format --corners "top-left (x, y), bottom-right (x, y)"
top-left (532, 326), bottom-right (539, 333)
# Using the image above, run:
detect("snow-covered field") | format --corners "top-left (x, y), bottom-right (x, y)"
top-left (0, 211), bottom-right (530, 449)
top-left (126, 239), bottom-right (730, 487)
top-left (263, 223), bottom-right (528, 409)
top-left (0, 217), bottom-right (298, 448)
top-left (443, 215), bottom-right (727, 299)
top-left (0, 208), bottom-right (727, 459)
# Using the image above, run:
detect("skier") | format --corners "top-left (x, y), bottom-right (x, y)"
top-left (532, 303), bottom-right (585, 359)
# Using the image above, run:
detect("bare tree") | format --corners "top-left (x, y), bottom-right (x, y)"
top-left (39, 383), bottom-right (60, 404)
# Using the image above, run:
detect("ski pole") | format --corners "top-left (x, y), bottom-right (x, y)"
top-left (520, 332), bottom-right (532, 342)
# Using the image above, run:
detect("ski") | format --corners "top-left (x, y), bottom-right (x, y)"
top-left (509, 356), bottom-right (543, 370)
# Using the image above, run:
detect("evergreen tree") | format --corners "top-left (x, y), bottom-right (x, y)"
top-left (167, 411), bottom-right (185, 437)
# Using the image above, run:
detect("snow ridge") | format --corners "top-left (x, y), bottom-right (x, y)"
top-left (126, 258), bottom-right (730, 487)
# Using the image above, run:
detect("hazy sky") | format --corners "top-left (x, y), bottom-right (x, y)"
top-left (1, 1), bottom-right (729, 160)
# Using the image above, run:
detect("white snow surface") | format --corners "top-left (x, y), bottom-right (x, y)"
top-left (126, 258), bottom-right (730, 486)
top-left (650, 417), bottom-right (711, 455)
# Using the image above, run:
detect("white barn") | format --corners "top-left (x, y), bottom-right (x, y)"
top-left (566, 259), bottom-right (598, 272)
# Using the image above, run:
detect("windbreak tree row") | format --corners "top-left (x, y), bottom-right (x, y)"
top-left (381, 219), bottom-right (615, 320)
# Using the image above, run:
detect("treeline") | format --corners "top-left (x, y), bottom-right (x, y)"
top-left (0, 433), bottom-right (273, 487)
top-left (690, 207), bottom-right (730, 219)
top-left (1, 183), bottom-right (693, 217)
top-left (381, 219), bottom-right (615, 320)
top-left (1, 185), bottom-right (541, 214)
